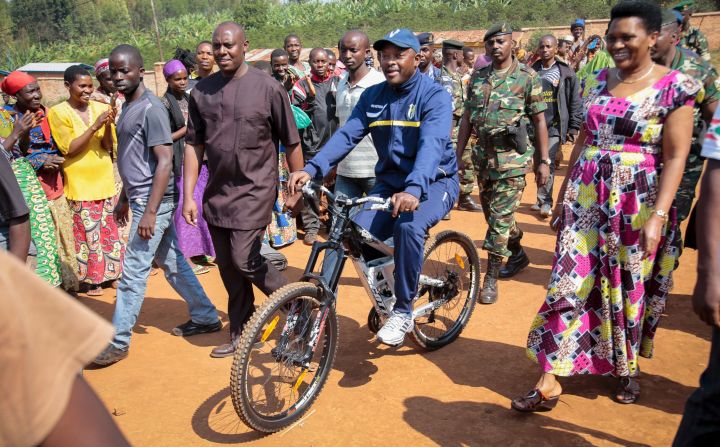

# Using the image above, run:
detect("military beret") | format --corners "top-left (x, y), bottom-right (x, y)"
top-left (442, 39), bottom-right (464, 50)
top-left (673, 0), bottom-right (695, 12)
top-left (484, 23), bottom-right (513, 41)
top-left (661, 9), bottom-right (682, 26)
top-left (417, 32), bottom-right (434, 46)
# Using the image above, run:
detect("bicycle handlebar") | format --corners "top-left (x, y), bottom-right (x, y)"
top-left (301, 181), bottom-right (394, 213)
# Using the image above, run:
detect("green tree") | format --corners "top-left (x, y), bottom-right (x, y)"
top-left (11, 0), bottom-right (77, 44)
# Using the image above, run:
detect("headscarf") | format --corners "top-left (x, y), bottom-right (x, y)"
top-left (163, 59), bottom-right (187, 79)
top-left (94, 58), bottom-right (110, 75)
top-left (1, 71), bottom-right (37, 96)
top-left (474, 54), bottom-right (492, 70)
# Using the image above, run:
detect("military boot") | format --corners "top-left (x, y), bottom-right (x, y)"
top-left (457, 193), bottom-right (482, 212)
top-left (480, 254), bottom-right (502, 304)
top-left (499, 230), bottom-right (530, 278)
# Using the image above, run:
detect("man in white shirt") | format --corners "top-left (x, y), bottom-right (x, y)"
top-left (334, 30), bottom-right (386, 198)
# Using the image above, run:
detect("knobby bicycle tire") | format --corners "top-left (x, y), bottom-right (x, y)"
top-left (411, 230), bottom-right (480, 350)
top-left (231, 282), bottom-right (339, 433)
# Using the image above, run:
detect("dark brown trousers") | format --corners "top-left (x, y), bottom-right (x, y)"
top-left (208, 225), bottom-right (288, 338)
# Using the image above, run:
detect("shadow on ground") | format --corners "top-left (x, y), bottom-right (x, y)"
top-left (662, 293), bottom-right (713, 342)
top-left (80, 295), bottom-right (230, 347)
top-left (418, 336), bottom-right (694, 416)
top-left (403, 397), bottom-right (651, 447)
top-left (191, 386), bottom-right (265, 444)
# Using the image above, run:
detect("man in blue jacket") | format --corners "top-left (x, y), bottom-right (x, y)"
top-left (289, 28), bottom-right (459, 346)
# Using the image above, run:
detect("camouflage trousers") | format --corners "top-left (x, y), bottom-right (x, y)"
top-left (459, 136), bottom-right (477, 195)
top-left (479, 175), bottom-right (526, 257)
top-left (675, 142), bottom-right (705, 222)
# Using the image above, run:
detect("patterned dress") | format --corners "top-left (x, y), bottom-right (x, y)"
top-left (0, 146), bottom-right (61, 287)
top-left (48, 100), bottom-right (124, 287)
top-left (526, 69), bottom-right (700, 378)
top-left (265, 145), bottom-right (297, 248)
top-left (165, 95), bottom-right (217, 259)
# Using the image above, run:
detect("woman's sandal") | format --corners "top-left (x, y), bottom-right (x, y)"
top-left (87, 285), bottom-right (104, 297)
top-left (192, 264), bottom-right (211, 275)
top-left (511, 389), bottom-right (560, 412)
top-left (615, 377), bottom-right (640, 404)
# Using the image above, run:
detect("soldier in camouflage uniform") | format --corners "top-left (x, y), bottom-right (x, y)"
top-left (653, 9), bottom-right (719, 240)
top-left (457, 23), bottom-right (550, 304)
top-left (440, 39), bottom-right (482, 212)
top-left (673, 0), bottom-right (711, 64)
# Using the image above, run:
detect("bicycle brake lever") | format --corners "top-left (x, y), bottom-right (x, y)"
top-left (368, 199), bottom-right (393, 212)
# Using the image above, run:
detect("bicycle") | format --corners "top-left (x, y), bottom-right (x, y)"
top-left (231, 181), bottom-right (480, 433)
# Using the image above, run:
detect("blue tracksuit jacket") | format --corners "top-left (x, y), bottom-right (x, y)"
top-left (303, 70), bottom-right (458, 201)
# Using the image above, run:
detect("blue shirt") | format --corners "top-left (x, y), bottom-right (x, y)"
top-left (304, 70), bottom-right (457, 201)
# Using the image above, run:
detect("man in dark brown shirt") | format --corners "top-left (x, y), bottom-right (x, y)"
top-left (183, 22), bottom-right (303, 358)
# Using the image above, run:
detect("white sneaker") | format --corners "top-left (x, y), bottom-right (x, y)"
top-left (377, 311), bottom-right (414, 346)
top-left (540, 203), bottom-right (552, 218)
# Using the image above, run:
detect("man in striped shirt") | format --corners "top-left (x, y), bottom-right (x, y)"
top-left (334, 30), bottom-right (386, 199)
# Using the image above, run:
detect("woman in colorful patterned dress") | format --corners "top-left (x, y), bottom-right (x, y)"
top-left (512, 1), bottom-right (700, 411)
top-left (161, 59), bottom-right (215, 274)
top-left (48, 65), bottom-right (124, 296)
top-left (1, 71), bottom-right (80, 293)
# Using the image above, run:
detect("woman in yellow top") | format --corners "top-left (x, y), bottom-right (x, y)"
top-left (48, 65), bottom-right (124, 296)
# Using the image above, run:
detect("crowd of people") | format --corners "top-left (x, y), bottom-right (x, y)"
top-left (1, 0), bottom-right (719, 444)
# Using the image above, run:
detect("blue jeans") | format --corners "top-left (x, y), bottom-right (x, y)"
top-left (111, 198), bottom-right (219, 350)
top-left (0, 226), bottom-right (8, 251)
top-left (334, 175), bottom-right (376, 198)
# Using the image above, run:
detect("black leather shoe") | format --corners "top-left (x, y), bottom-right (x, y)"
top-left (172, 319), bottom-right (222, 337)
top-left (457, 194), bottom-right (483, 212)
top-left (499, 248), bottom-right (530, 278)
top-left (94, 345), bottom-right (129, 366)
top-left (210, 339), bottom-right (238, 358)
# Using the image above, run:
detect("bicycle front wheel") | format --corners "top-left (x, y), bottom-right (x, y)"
top-left (412, 230), bottom-right (480, 350)
top-left (231, 282), bottom-right (338, 433)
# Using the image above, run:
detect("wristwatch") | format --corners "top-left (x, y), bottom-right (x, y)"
top-left (539, 158), bottom-right (552, 166)
top-left (652, 209), bottom-right (669, 221)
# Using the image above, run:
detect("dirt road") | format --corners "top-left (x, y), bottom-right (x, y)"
top-left (82, 164), bottom-right (711, 446)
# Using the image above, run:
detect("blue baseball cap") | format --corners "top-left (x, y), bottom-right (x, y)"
top-left (571, 18), bottom-right (585, 29)
top-left (373, 28), bottom-right (420, 54)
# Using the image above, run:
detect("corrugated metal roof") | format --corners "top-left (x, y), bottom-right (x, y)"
top-left (16, 62), bottom-right (93, 73)
top-left (246, 47), bottom-right (338, 63)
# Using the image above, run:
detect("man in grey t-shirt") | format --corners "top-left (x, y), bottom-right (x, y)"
top-left (94, 45), bottom-right (221, 366)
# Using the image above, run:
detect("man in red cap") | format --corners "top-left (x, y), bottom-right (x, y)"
top-left (1, 71), bottom-right (79, 293)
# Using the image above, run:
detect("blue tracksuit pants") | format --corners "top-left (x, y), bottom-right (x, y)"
top-left (353, 176), bottom-right (459, 315)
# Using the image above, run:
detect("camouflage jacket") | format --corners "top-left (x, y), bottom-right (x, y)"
top-left (440, 65), bottom-right (465, 119)
top-left (464, 58), bottom-right (546, 180)
top-left (671, 47), bottom-right (720, 141)
top-left (679, 25), bottom-right (711, 64)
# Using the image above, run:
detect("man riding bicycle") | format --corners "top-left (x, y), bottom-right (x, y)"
top-left (289, 28), bottom-right (459, 346)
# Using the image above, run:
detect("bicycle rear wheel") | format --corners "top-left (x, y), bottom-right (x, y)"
top-left (231, 282), bottom-right (338, 433)
top-left (412, 230), bottom-right (480, 350)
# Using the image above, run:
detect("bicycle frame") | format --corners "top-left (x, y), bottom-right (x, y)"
top-left (269, 180), bottom-right (463, 373)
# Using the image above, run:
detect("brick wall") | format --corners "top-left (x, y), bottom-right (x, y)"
top-left (434, 11), bottom-right (720, 53)
top-left (35, 70), bottom-right (160, 107)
